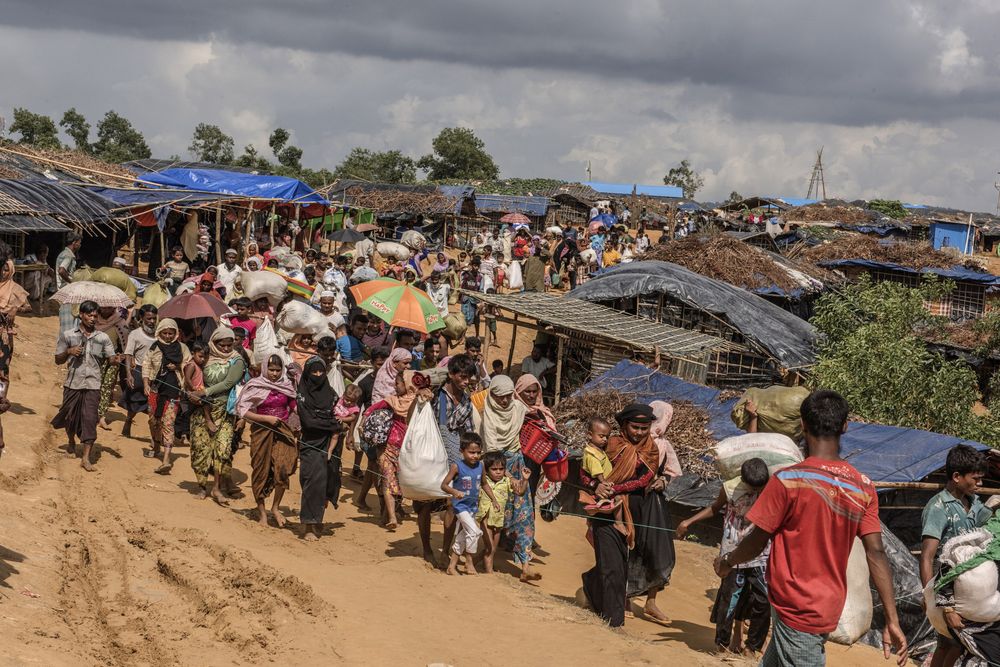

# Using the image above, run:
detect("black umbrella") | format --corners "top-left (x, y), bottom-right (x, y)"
top-left (327, 227), bottom-right (365, 243)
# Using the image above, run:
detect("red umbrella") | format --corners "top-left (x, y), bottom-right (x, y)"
top-left (157, 292), bottom-right (232, 320)
top-left (500, 212), bottom-right (531, 225)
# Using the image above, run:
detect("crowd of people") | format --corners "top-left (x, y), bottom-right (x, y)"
top-left (26, 216), bottom-right (959, 667)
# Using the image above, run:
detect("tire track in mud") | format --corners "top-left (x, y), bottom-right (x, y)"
top-left (55, 460), bottom-right (340, 666)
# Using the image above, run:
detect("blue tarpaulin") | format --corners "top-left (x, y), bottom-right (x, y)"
top-left (138, 168), bottom-right (329, 204)
top-left (86, 186), bottom-right (242, 208)
top-left (583, 360), bottom-right (988, 484)
top-left (773, 196), bottom-right (819, 207)
top-left (474, 193), bottom-right (550, 216)
top-left (820, 259), bottom-right (1000, 285)
top-left (582, 181), bottom-right (683, 199)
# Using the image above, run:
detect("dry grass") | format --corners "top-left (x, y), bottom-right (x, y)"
top-left (801, 234), bottom-right (984, 271)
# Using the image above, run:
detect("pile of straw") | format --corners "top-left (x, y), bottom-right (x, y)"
top-left (641, 235), bottom-right (811, 292)
top-left (1, 143), bottom-right (135, 185)
top-left (344, 186), bottom-right (457, 215)
top-left (785, 204), bottom-right (875, 224)
top-left (801, 235), bottom-right (982, 271)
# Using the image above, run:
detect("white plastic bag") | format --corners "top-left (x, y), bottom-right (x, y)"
top-left (507, 260), bottom-right (523, 290)
top-left (829, 538), bottom-right (874, 645)
top-left (275, 301), bottom-right (328, 336)
top-left (253, 318), bottom-right (289, 368)
top-left (328, 361), bottom-right (346, 398)
top-left (714, 433), bottom-right (803, 481)
top-left (398, 401), bottom-right (450, 501)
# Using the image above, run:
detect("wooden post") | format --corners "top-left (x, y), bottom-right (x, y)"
top-left (506, 312), bottom-right (519, 372)
top-left (554, 337), bottom-right (564, 406)
top-left (294, 204), bottom-right (302, 251)
top-left (158, 228), bottom-right (166, 274)
top-left (214, 203), bottom-right (223, 265)
top-left (268, 203), bottom-right (276, 246)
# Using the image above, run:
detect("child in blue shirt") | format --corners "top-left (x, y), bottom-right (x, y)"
top-left (441, 433), bottom-right (499, 575)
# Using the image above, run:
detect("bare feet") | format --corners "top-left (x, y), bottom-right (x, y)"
top-left (303, 531), bottom-right (318, 541)
top-left (352, 498), bottom-right (371, 512)
top-left (98, 419), bottom-right (111, 431)
top-left (464, 560), bottom-right (478, 576)
top-left (445, 566), bottom-right (458, 576)
top-left (210, 487), bottom-right (230, 507)
top-left (384, 519), bottom-right (398, 531)
top-left (257, 508), bottom-right (270, 526)
top-left (81, 459), bottom-right (95, 472)
top-left (195, 487), bottom-right (209, 500)
top-left (65, 441), bottom-right (76, 455)
top-left (154, 463), bottom-right (172, 475)
top-left (422, 549), bottom-right (437, 567)
top-left (271, 510), bottom-right (286, 528)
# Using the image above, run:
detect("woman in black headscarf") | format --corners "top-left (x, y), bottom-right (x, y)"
top-left (579, 403), bottom-right (675, 628)
top-left (296, 356), bottom-right (342, 541)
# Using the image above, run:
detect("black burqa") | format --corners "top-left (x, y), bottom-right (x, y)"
top-left (296, 356), bottom-right (342, 524)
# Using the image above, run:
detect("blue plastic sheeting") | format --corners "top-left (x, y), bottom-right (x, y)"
top-left (437, 185), bottom-right (475, 215)
top-left (838, 223), bottom-right (908, 237)
top-left (139, 168), bottom-right (329, 204)
top-left (820, 259), bottom-right (1000, 285)
top-left (772, 197), bottom-right (819, 207)
top-left (582, 181), bottom-right (683, 198)
top-left (474, 193), bottom-right (550, 216)
top-left (86, 186), bottom-right (241, 208)
top-left (903, 203), bottom-right (929, 209)
top-left (584, 360), bottom-right (988, 484)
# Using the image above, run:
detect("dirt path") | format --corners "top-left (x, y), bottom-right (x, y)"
top-left (0, 315), bottom-right (889, 666)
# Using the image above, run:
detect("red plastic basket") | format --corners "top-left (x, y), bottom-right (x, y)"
top-left (519, 419), bottom-right (556, 464)
top-left (542, 449), bottom-right (569, 482)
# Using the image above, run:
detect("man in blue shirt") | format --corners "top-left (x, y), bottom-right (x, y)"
top-left (337, 314), bottom-right (367, 363)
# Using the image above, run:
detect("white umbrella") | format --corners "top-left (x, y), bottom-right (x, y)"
top-left (51, 281), bottom-right (133, 308)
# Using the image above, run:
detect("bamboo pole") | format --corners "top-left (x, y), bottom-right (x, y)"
top-left (268, 203), bottom-right (276, 246)
top-left (506, 313), bottom-right (519, 372)
top-left (554, 337), bottom-right (564, 406)
top-left (874, 481), bottom-right (1000, 495)
top-left (158, 228), bottom-right (166, 274)
top-left (214, 203), bottom-right (223, 265)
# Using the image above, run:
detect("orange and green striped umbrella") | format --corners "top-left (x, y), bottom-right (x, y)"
top-left (349, 277), bottom-right (444, 334)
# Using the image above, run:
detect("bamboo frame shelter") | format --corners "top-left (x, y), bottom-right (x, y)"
top-left (467, 290), bottom-right (730, 402)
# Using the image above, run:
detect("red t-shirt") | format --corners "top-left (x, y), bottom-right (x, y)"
top-left (746, 457), bottom-right (880, 634)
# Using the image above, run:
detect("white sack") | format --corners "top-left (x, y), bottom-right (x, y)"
top-left (507, 260), bottom-right (523, 290)
top-left (376, 241), bottom-right (411, 261)
top-left (714, 432), bottom-right (803, 481)
top-left (398, 401), bottom-right (450, 501)
top-left (241, 270), bottom-right (288, 306)
top-left (275, 301), bottom-right (328, 336)
top-left (829, 538), bottom-right (874, 645)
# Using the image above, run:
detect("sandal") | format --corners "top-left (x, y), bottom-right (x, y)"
top-left (143, 450), bottom-right (158, 459)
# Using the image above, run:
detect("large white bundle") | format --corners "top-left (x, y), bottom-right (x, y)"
top-left (275, 300), bottom-right (328, 336)
top-left (507, 260), bottom-right (523, 290)
top-left (253, 318), bottom-right (289, 368)
top-left (376, 241), bottom-right (411, 261)
top-left (398, 401), bottom-right (450, 501)
top-left (241, 270), bottom-right (287, 305)
top-left (829, 538), bottom-right (874, 645)
top-left (400, 230), bottom-right (426, 250)
top-left (928, 529), bottom-right (1000, 623)
top-left (714, 432), bottom-right (803, 481)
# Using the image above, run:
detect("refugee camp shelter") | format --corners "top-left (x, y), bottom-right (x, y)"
top-left (465, 290), bottom-right (730, 397)
top-left (929, 219), bottom-right (976, 254)
top-left (582, 181), bottom-right (683, 200)
top-left (568, 260), bottom-right (817, 385)
top-left (472, 193), bottom-right (554, 232)
top-left (545, 183), bottom-right (599, 226)
top-left (820, 259), bottom-right (1000, 320)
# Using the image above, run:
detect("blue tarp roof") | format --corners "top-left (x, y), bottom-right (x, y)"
top-left (138, 168), bottom-right (329, 204)
top-left (820, 259), bottom-right (1000, 285)
top-left (903, 203), bottom-right (929, 210)
top-left (582, 181), bottom-right (683, 198)
top-left (474, 193), bottom-right (550, 216)
top-left (437, 185), bottom-right (475, 215)
top-left (584, 359), bottom-right (989, 484)
top-left (86, 186), bottom-right (242, 209)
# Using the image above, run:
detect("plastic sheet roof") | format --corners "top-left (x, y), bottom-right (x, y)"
top-left (140, 168), bottom-right (329, 204)
top-left (0, 179), bottom-right (116, 232)
top-left (568, 260), bottom-right (817, 368)
top-left (820, 259), bottom-right (1000, 286)
top-left (582, 181), bottom-right (683, 198)
top-left (473, 193), bottom-right (550, 216)
top-left (86, 186), bottom-right (243, 209)
top-left (585, 360), bottom-right (989, 484)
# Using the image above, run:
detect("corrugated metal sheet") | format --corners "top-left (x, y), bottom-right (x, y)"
top-left (474, 193), bottom-right (550, 216)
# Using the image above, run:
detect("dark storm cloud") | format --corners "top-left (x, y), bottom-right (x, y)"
top-left (3, 0), bottom-right (999, 125)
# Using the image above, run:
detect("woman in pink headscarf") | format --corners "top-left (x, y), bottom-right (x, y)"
top-left (649, 400), bottom-right (682, 479)
top-left (514, 374), bottom-right (555, 430)
top-left (370, 347), bottom-right (413, 404)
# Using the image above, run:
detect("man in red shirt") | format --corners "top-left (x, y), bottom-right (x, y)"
top-left (715, 389), bottom-right (907, 666)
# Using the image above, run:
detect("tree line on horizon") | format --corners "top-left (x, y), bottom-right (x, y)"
top-left (5, 106), bottom-right (705, 196)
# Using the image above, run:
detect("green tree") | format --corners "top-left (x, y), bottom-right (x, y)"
top-left (234, 144), bottom-right (270, 171)
top-left (334, 147), bottom-right (417, 183)
top-left (92, 111), bottom-right (151, 163)
top-left (268, 128), bottom-right (290, 156)
top-left (663, 159), bottom-right (704, 199)
top-left (188, 123), bottom-right (234, 163)
top-left (59, 108), bottom-right (91, 152)
top-left (726, 190), bottom-right (743, 204)
top-left (9, 108), bottom-right (61, 149)
top-left (418, 127), bottom-right (499, 181)
top-left (267, 128), bottom-right (302, 170)
top-left (868, 199), bottom-right (908, 219)
top-left (810, 275), bottom-right (1000, 442)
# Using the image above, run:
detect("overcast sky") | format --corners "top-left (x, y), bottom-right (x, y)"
top-left (3, 1), bottom-right (1000, 210)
